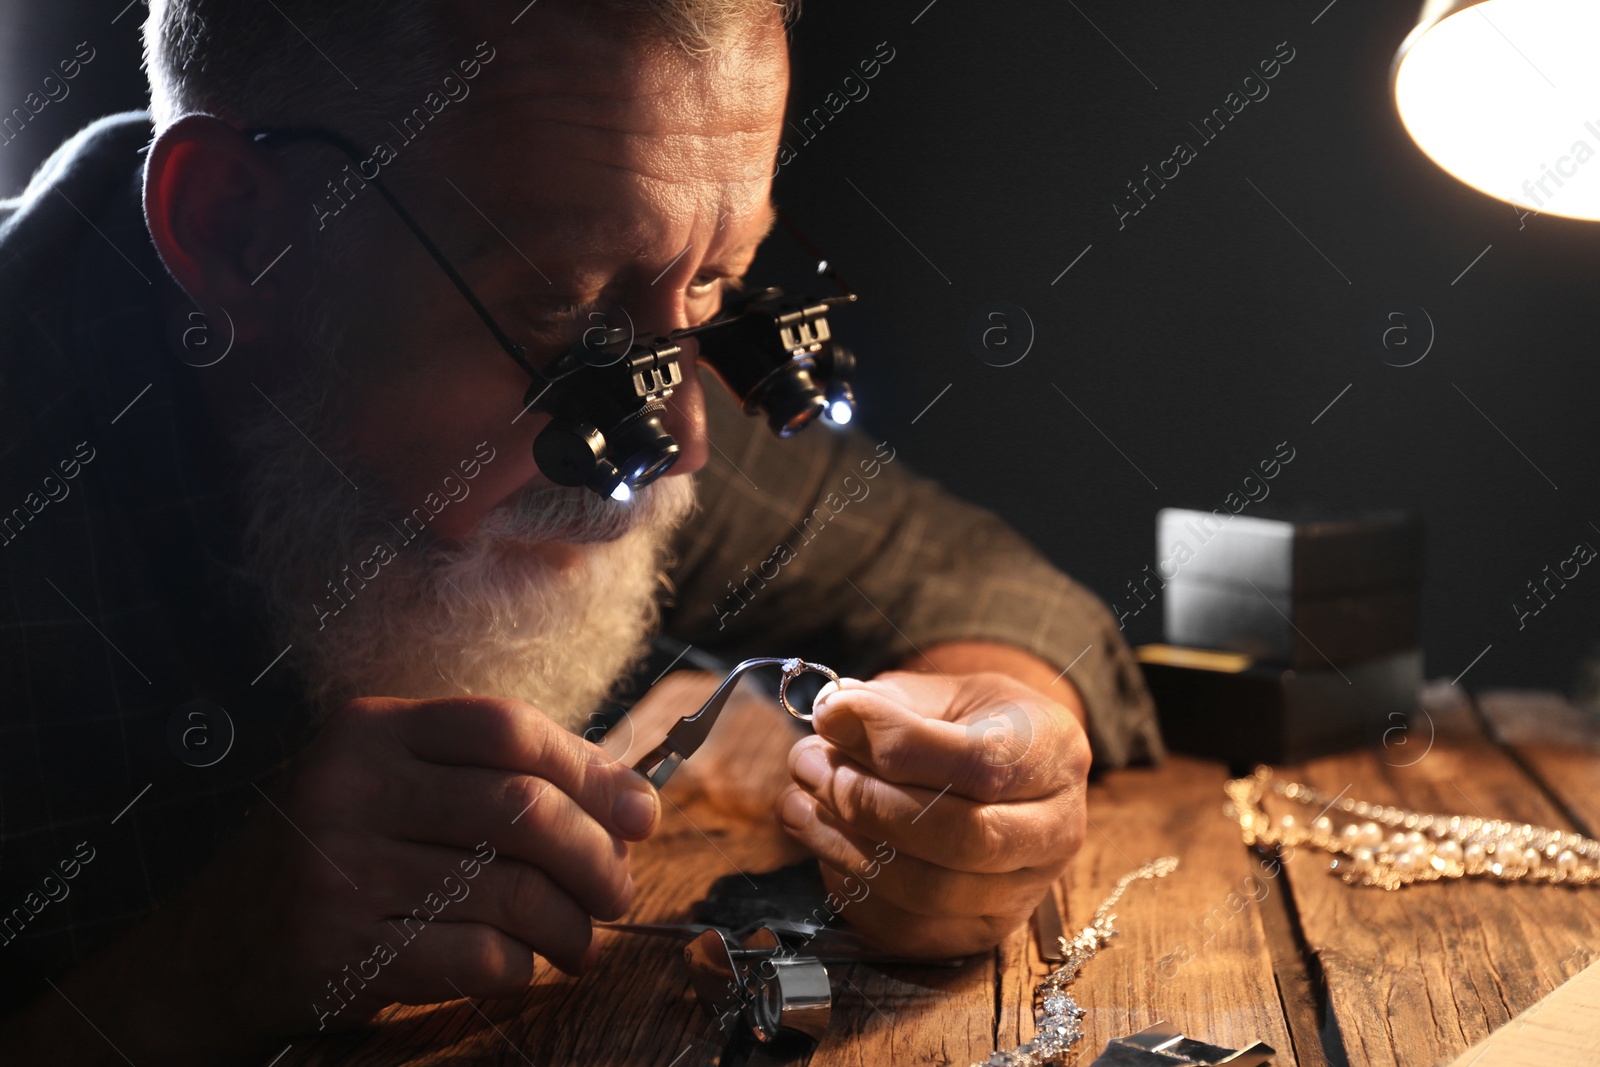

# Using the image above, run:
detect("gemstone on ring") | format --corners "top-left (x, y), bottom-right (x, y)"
top-left (776, 658), bottom-right (840, 721)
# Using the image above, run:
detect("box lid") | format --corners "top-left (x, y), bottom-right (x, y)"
top-left (1156, 507), bottom-right (1423, 596)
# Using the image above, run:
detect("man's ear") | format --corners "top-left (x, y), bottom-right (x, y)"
top-left (144, 115), bottom-right (298, 342)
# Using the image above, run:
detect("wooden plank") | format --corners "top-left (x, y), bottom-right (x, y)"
top-left (801, 956), bottom-right (998, 1067)
top-left (1442, 955), bottom-right (1600, 1067)
top-left (1248, 849), bottom-right (1333, 1067)
top-left (1266, 684), bottom-right (1600, 1067)
top-left (1477, 689), bottom-right (1600, 836)
top-left (989, 756), bottom-right (1298, 1067)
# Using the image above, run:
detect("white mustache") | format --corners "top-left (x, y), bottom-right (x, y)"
top-left (482, 475), bottom-right (698, 545)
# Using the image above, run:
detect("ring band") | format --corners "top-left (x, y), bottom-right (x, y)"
top-left (777, 658), bottom-right (840, 721)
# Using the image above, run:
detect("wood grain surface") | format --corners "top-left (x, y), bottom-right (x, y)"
top-left (284, 686), bottom-right (1600, 1066)
top-left (1268, 686), bottom-right (1600, 1067)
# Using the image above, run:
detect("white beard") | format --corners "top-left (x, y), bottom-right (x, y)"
top-left (234, 371), bottom-right (698, 733)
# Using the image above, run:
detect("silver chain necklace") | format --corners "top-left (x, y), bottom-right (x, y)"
top-left (970, 856), bottom-right (1180, 1067)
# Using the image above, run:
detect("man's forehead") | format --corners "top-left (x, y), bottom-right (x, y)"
top-left (453, 2), bottom-right (791, 145)
top-left (532, 192), bottom-right (775, 250)
top-left (457, 193), bottom-right (779, 283)
top-left (430, 11), bottom-right (788, 284)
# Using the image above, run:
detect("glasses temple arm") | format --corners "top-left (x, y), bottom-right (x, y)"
top-left (247, 126), bottom-right (540, 381)
top-left (776, 208), bottom-right (854, 299)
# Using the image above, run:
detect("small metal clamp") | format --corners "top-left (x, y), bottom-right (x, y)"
top-left (683, 926), bottom-right (832, 1044)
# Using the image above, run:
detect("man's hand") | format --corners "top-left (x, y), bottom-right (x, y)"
top-left (221, 695), bottom-right (661, 1032)
top-left (773, 670), bottom-right (1090, 958)
top-left (3, 695), bottom-right (662, 1065)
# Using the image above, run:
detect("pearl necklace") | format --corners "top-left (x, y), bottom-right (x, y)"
top-left (969, 856), bottom-right (1180, 1067)
top-left (1226, 767), bottom-right (1600, 889)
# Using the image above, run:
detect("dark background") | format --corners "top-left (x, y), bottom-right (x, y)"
top-left (5, 0), bottom-right (1596, 693)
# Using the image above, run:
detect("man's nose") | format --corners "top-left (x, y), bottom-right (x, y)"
top-left (661, 336), bottom-right (709, 478)
top-left (624, 292), bottom-right (709, 479)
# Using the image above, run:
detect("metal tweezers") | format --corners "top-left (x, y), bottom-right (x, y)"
top-left (631, 656), bottom-right (839, 789)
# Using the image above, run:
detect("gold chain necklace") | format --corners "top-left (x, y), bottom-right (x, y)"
top-left (1226, 767), bottom-right (1600, 889)
top-left (969, 856), bottom-right (1180, 1067)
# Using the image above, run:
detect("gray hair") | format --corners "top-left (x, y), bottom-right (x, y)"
top-left (143, 0), bottom-right (799, 133)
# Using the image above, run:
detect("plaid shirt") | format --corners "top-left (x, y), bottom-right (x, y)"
top-left (0, 113), bottom-right (1161, 1011)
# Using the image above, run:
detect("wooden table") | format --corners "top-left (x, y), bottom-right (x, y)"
top-left (289, 683), bottom-right (1600, 1066)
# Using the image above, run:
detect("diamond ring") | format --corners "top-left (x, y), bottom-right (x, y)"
top-left (776, 658), bottom-right (840, 721)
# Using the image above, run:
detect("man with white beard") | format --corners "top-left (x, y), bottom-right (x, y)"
top-left (0, 0), bottom-right (1164, 1061)
top-left (235, 336), bottom-right (700, 727)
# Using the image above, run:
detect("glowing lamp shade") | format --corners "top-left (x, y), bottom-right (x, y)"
top-left (1394, 0), bottom-right (1600, 221)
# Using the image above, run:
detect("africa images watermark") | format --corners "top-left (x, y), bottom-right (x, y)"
top-left (709, 840), bottom-right (898, 1036)
top-left (1512, 530), bottom-right (1595, 632)
top-left (0, 40), bottom-right (97, 149)
top-left (773, 40), bottom-right (897, 174)
top-left (1509, 116), bottom-right (1600, 227)
top-left (1, 841), bottom-right (98, 948)
top-left (1114, 40), bottom-right (1298, 230)
top-left (1156, 845), bottom-right (1293, 980)
top-left (311, 40), bottom-right (499, 231)
top-left (1109, 439), bottom-right (1297, 630)
top-left (311, 840), bottom-right (497, 1030)
top-left (1, 440), bottom-right (97, 549)
top-left (311, 441), bottom-right (498, 629)
top-left (711, 441), bottom-right (897, 631)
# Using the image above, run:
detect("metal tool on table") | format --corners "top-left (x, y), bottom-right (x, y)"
top-left (631, 656), bottom-right (839, 789)
top-left (1088, 1022), bottom-right (1274, 1066)
top-left (601, 920), bottom-right (834, 1043)
top-left (598, 918), bottom-right (957, 1044)
top-left (1032, 888), bottom-right (1067, 963)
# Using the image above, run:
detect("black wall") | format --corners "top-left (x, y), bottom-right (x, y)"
top-left (5, 0), bottom-right (1596, 692)
top-left (0, 0), bottom-right (148, 191)
top-left (762, 0), bottom-right (1600, 694)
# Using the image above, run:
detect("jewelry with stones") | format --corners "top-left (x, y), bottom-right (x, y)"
top-left (1225, 766), bottom-right (1600, 890)
top-left (777, 658), bottom-right (839, 721)
top-left (969, 856), bottom-right (1181, 1067)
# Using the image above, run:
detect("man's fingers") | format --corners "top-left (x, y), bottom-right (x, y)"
top-left (450, 853), bottom-right (601, 975)
top-left (784, 739), bottom-right (1084, 873)
top-left (360, 838), bottom-right (599, 977)
top-left (359, 696), bottom-right (660, 839)
top-left (377, 921), bottom-right (540, 1004)
top-left (808, 678), bottom-right (1086, 803)
top-left (810, 685), bottom-right (976, 792)
top-left (376, 762), bottom-right (634, 920)
top-left (775, 785), bottom-right (1052, 919)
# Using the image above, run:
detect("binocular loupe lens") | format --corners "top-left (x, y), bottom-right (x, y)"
top-left (610, 406), bottom-right (680, 486)
top-left (761, 382), bottom-right (828, 437)
top-left (531, 409), bottom-right (678, 498)
top-left (527, 288), bottom-right (858, 499)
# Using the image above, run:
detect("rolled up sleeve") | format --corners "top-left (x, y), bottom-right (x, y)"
top-left (661, 372), bottom-right (1165, 769)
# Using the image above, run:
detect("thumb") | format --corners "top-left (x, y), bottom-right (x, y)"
top-left (820, 670), bottom-right (964, 724)
top-left (810, 675), bottom-right (916, 750)
top-left (810, 675), bottom-right (971, 773)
